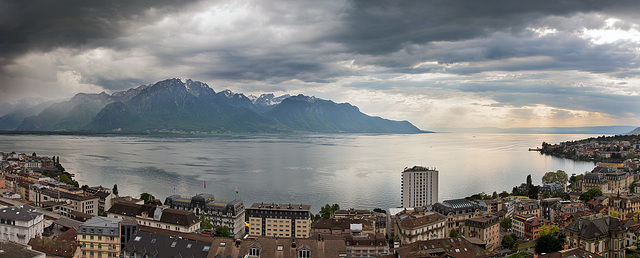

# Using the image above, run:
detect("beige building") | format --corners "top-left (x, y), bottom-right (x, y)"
top-left (565, 214), bottom-right (627, 258)
top-left (247, 203), bottom-right (311, 238)
top-left (394, 211), bottom-right (446, 245)
top-left (608, 193), bottom-right (640, 220)
top-left (432, 199), bottom-right (486, 235)
top-left (77, 216), bottom-right (122, 258)
top-left (30, 187), bottom-right (99, 216)
top-left (512, 214), bottom-right (536, 239)
top-left (464, 213), bottom-right (500, 251)
top-left (582, 173), bottom-right (610, 193)
top-left (402, 166), bottom-right (438, 208)
top-left (107, 202), bottom-right (200, 233)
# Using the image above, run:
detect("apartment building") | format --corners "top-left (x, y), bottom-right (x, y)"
top-left (164, 193), bottom-right (245, 237)
top-left (401, 166), bottom-right (438, 208)
top-left (464, 213), bottom-right (500, 251)
top-left (0, 204), bottom-right (44, 245)
top-left (248, 203), bottom-right (311, 238)
top-left (77, 216), bottom-right (122, 258)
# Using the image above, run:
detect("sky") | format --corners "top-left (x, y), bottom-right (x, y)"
top-left (1, 0), bottom-right (639, 131)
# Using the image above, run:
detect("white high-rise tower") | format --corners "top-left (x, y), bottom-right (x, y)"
top-left (401, 166), bottom-right (438, 208)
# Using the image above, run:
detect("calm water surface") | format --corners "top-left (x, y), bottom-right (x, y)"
top-left (0, 133), bottom-right (596, 212)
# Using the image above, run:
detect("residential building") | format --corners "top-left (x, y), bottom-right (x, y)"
top-left (539, 248), bottom-right (604, 258)
top-left (524, 216), bottom-right (552, 240)
top-left (464, 213), bottom-right (500, 251)
top-left (484, 199), bottom-right (504, 213)
top-left (311, 217), bottom-right (373, 236)
top-left (122, 230), bottom-right (211, 258)
top-left (0, 204), bottom-right (44, 245)
top-left (512, 214), bottom-right (536, 239)
top-left (401, 166), bottom-right (438, 208)
top-left (30, 187), bottom-right (99, 216)
top-left (208, 235), bottom-right (347, 257)
top-left (386, 207), bottom-right (413, 238)
top-left (333, 208), bottom-right (374, 219)
top-left (540, 182), bottom-right (565, 196)
top-left (608, 193), bottom-right (640, 220)
top-left (393, 237), bottom-right (493, 258)
top-left (565, 214), bottom-right (627, 258)
top-left (164, 193), bottom-right (245, 237)
top-left (344, 229), bottom-right (389, 258)
top-left (582, 173), bottom-right (610, 193)
top-left (541, 198), bottom-right (563, 222)
top-left (432, 199), bottom-right (486, 235)
top-left (394, 211), bottom-right (446, 245)
top-left (107, 202), bottom-right (200, 233)
top-left (247, 202), bottom-right (312, 238)
top-left (513, 198), bottom-right (540, 217)
top-left (29, 227), bottom-right (81, 257)
top-left (77, 216), bottom-right (122, 258)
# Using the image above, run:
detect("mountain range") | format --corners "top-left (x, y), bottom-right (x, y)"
top-left (3, 78), bottom-right (425, 134)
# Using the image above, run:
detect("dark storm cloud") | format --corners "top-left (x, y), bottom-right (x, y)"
top-left (338, 0), bottom-right (640, 55)
top-left (0, 0), bottom-right (200, 68)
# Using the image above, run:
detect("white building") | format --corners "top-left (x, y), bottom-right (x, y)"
top-left (401, 166), bottom-right (438, 208)
top-left (0, 204), bottom-right (45, 245)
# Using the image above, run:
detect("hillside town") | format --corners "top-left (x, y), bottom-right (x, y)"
top-left (1, 146), bottom-right (640, 258)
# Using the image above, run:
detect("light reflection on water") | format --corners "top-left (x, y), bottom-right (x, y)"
top-left (0, 133), bottom-right (596, 212)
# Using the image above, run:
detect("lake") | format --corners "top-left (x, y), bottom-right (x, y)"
top-left (0, 133), bottom-right (597, 213)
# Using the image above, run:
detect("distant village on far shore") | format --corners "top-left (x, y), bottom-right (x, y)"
top-left (0, 134), bottom-right (639, 257)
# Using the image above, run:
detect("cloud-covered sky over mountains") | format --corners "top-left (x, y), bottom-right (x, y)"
top-left (1, 0), bottom-right (639, 130)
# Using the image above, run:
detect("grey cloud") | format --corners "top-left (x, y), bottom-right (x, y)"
top-left (0, 0), bottom-right (201, 70)
top-left (338, 0), bottom-right (640, 55)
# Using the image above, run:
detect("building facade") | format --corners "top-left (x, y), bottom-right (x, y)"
top-left (401, 166), bottom-right (438, 208)
top-left (247, 203), bottom-right (311, 238)
top-left (432, 199), bottom-right (486, 235)
top-left (164, 193), bottom-right (245, 237)
top-left (464, 213), bottom-right (500, 251)
top-left (0, 205), bottom-right (44, 245)
top-left (394, 211), bottom-right (446, 245)
top-left (565, 214), bottom-right (627, 258)
top-left (77, 216), bottom-right (122, 258)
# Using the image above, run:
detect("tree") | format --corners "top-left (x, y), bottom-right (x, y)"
top-left (611, 211), bottom-right (619, 218)
top-left (215, 226), bottom-right (231, 238)
top-left (449, 228), bottom-right (459, 237)
top-left (319, 204), bottom-right (340, 219)
top-left (509, 251), bottom-right (534, 258)
top-left (542, 170), bottom-right (569, 185)
top-left (32, 152), bottom-right (37, 157)
top-left (534, 234), bottom-right (563, 254)
top-left (539, 224), bottom-right (559, 236)
top-left (502, 234), bottom-right (515, 249)
top-left (81, 185), bottom-right (89, 194)
top-left (492, 191), bottom-right (498, 199)
top-left (527, 174), bottom-right (533, 188)
top-left (500, 217), bottom-right (512, 229)
top-left (579, 187), bottom-right (603, 202)
top-left (499, 191), bottom-right (510, 198)
top-left (113, 184), bottom-right (119, 196)
top-left (140, 192), bottom-right (155, 202)
top-left (200, 214), bottom-right (213, 230)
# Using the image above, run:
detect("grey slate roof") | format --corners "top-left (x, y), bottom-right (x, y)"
top-left (78, 216), bottom-right (122, 237)
top-left (0, 204), bottom-right (42, 221)
top-left (565, 214), bottom-right (626, 240)
top-left (123, 230), bottom-right (211, 258)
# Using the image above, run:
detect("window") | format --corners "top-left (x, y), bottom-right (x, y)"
top-left (249, 247), bottom-right (260, 256)
top-left (298, 248), bottom-right (311, 258)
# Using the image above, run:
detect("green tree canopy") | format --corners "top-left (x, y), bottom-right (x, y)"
top-left (542, 170), bottom-right (569, 185)
top-left (500, 217), bottom-right (512, 229)
top-left (113, 184), bottom-right (119, 196)
top-left (502, 234), bottom-right (516, 249)
top-left (534, 234), bottom-right (563, 254)
top-left (449, 228), bottom-right (459, 237)
top-left (200, 214), bottom-right (213, 230)
top-left (579, 187), bottom-right (603, 202)
top-left (140, 192), bottom-right (155, 202)
top-left (215, 226), bottom-right (231, 238)
top-left (319, 204), bottom-right (340, 219)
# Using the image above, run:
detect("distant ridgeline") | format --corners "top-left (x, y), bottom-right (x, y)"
top-left (539, 134), bottom-right (640, 163)
top-left (2, 78), bottom-right (427, 134)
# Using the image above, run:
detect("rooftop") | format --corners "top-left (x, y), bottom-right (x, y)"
top-left (249, 202), bottom-right (311, 212)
